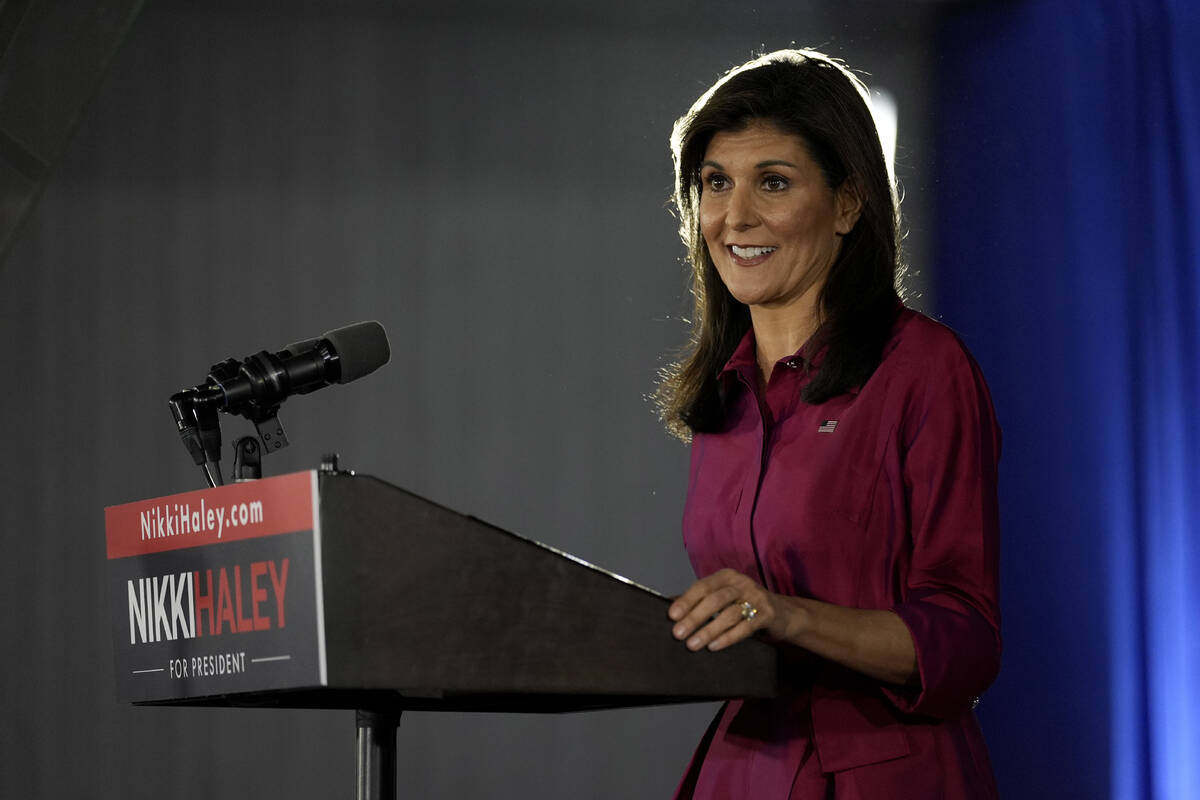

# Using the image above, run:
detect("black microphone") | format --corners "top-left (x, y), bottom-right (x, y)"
top-left (169, 321), bottom-right (390, 481)
top-left (206, 320), bottom-right (391, 416)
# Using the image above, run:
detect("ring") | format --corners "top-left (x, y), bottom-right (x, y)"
top-left (739, 601), bottom-right (758, 621)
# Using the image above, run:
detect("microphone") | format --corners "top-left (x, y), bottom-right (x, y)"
top-left (169, 321), bottom-right (390, 482)
top-left (206, 320), bottom-right (391, 416)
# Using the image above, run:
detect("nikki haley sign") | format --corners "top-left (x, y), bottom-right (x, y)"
top-left (105, 471), bottom-right (325, 702)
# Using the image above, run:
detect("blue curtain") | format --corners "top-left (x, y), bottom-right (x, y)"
top-left (933, 1), bottom-right (1199, 798)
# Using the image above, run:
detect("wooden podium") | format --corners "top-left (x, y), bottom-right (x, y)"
top-left (105, 469), bottom-right (778, 797)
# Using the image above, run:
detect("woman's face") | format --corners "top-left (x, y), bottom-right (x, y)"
top-left (698, 121), bottom-right (860, 317)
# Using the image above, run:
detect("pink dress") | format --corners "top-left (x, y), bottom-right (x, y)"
top-left (676, 309), bottom-right (1002, 799)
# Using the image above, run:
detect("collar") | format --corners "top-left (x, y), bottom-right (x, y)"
top-left (719, 328), bottom-right (830, 390)
top-left (719, 328), bottom-right (760, 389)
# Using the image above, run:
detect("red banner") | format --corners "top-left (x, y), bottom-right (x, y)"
top-left (105, 471), bottom-right (315, 560)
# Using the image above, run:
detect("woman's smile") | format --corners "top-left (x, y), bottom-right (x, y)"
top-left (727, 244), bottom-right (778, 264)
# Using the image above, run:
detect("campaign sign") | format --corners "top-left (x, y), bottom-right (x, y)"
top-left (105, 471), bottom-right (326, 703)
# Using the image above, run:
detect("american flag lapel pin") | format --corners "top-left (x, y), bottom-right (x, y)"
top-left (817, 419), bottom-right (838, 433)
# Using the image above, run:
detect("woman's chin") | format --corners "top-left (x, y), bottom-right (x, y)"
top-left (724, 283), bottom-right (770, 308)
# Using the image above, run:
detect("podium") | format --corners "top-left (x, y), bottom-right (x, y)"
top-left (105, 469), bottom-right (778, 797)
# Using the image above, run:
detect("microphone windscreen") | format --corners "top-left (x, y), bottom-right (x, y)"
top-left (323, 321), bottom-right (391, 383)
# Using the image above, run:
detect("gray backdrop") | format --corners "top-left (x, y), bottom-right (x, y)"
top-left (0, 2), bottom-right (939, 797)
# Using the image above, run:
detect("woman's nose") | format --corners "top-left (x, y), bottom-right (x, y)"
top-left (725, 185), bottom-right (759, 229)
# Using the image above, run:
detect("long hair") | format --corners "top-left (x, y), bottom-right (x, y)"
top-left (656, 49), bottom-right (903, 441)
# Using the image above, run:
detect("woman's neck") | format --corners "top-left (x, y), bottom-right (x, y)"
top-left (750, 302), bottom-right (822, 384)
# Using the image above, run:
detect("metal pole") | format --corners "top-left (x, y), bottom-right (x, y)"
top-left (356, 708), bottom-right (400, 800)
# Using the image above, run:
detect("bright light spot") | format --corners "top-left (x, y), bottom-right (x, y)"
top-left (870, 88), bottom-right (898, 182)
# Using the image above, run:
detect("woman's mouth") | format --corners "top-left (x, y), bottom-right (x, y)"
top-left (728, 245), bottom-right (778, 264)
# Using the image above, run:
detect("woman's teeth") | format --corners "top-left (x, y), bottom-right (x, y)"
top-left (731, 245), bottom-right (777, 258)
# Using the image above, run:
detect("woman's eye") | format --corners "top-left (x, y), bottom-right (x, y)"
top-left (763, 175), bottom-right (788, 191)
top-left (703, 174), bottom-right (730, 192)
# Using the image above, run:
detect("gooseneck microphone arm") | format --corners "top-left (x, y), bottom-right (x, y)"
top-left (168, 321), bottom-right (390, 488)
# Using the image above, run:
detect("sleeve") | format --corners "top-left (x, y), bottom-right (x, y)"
top-left (882, 339), bottom-right (1003, 719)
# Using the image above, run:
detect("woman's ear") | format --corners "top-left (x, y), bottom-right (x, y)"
top-left (834, 178), bottom-right (864, 236)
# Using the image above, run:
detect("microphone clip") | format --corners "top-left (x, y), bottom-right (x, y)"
top-left (208, 356), bottom-right (291, 456)
top-left (170, 358), bottom-right (294, 489)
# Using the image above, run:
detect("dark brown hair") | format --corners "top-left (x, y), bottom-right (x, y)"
top-left (656, 49), bottom-right (903, 441)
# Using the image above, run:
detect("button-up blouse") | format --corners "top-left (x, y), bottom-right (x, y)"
top-left (679, 308), bottom-right (1002, 798)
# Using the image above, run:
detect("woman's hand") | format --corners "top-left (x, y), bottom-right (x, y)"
top-left (668, 568), bottom-right (788, 652)
top-left (668, 569), bottom-right (920, 687)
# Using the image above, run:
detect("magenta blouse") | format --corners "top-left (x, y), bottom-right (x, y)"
top-left (676, 308), bottom-right (1002, 799)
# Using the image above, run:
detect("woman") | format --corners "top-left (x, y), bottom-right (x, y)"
top-left (657, 50), bottom-right (1002, 798)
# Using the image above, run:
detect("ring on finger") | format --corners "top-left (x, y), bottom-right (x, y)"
top-left (739, 601), bottom-right (758, 621)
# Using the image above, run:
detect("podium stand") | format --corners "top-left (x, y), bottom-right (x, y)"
top-left (105, 470), bottom-right (778, 798)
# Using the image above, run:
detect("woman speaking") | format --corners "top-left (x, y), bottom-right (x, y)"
top-left (658, 50), bottom-right (1002, 798)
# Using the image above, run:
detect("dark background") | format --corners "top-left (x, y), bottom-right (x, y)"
top-left (3, 1), bottom-right (1198, 798)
